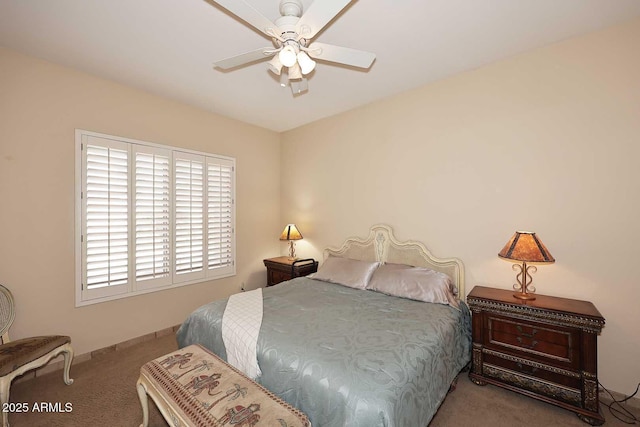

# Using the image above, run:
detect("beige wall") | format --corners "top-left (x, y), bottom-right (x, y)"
top-left (281, 18), bottom-right (640, 394)
top-left (0, 47), bottom-right (281, 356)
top-left (2, 16), bottom-right (639, 397)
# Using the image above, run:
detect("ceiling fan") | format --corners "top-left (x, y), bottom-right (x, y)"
top-left (211, 0), bottom-right (376, 95)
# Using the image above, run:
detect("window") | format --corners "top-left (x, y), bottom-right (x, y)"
top-left (75, 130), bottom-right (235, 306)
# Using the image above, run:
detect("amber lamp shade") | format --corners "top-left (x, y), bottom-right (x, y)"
top-left (279, 224), bottom-right (303, 259)
top-left (498, 231), bottom-right (555, 301)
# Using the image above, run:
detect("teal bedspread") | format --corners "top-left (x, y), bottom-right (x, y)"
top-left (176, 277), bottom-right (471, 427)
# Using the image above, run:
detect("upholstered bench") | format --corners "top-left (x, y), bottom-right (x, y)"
top-left (136, 344), bottom-right (310, 427)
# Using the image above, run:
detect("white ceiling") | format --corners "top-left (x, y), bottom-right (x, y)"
top-left (2, 1), bottom-right (640, 132)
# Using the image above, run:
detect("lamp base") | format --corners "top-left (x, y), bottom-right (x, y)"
top-left (288, 241), bottom-right (296, 259)
top-left (513, 292), bottom-right (536, 301)
top-left (512, 262), bottom-right (537, 301)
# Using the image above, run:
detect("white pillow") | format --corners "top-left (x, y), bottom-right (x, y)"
top-left (367, 263), bottom-right (459, 308)
top-left (308, 256), bottom-right (380, 289)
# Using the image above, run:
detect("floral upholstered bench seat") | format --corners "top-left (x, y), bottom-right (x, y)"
top-left (136, 344), bottom-right (310, 427)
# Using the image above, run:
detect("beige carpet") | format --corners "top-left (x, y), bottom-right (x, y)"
top-left (8, 334), bottom-right (639, 426)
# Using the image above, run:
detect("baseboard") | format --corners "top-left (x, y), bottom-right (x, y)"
top-left (15, 324), bottom-right (181, 383)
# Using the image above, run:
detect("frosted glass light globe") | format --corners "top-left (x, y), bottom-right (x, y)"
top-left (278, 45), bottom-right (297, 67)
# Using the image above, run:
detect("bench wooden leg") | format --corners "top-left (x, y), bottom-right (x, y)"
top-left (136, 379), bottom-right (149, 427)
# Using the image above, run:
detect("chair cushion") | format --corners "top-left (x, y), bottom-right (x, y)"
top-left (0, 335), bottom-right (71, 376)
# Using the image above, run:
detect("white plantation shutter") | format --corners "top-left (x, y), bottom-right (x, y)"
top-left (82, 136), bottom-right (130, 299)
top-left (174, 153), bottom-right (205, 282)
top-left (207, 159), bottom-right (234, 276)
top-left (76, 130), bottom-right (236, 306)
top-left (134, 146), bottom-right (171, 289)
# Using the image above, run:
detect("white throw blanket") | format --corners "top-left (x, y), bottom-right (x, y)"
top-left (221, 288), bottom-right (263, 379)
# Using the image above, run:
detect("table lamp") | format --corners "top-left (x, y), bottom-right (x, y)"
top-left (280, 224), bottom-right (303, 259)
top-left (498, 231), bottom-right (555, 300)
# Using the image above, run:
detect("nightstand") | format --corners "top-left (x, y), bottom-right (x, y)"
top-left (263, 257), bottom-right (318, 287)
top-left (467, 286), bottom-right (605, 425)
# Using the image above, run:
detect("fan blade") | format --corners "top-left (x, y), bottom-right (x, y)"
top-left (209, 0), bottom-right (279, 37)
top-left (290, 78), bottom-right (308, 95)
top-left (214, 48), bottom-right (275, 70)
top-left (296, 0), bottom-right (353, 39)
top-left (306, 42), bottom-right (375, 69)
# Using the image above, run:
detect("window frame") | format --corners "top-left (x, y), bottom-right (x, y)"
top-left (75, 129), bottom-right (236, 307)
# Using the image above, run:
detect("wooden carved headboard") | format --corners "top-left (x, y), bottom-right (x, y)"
top-left (324, 224), bottom-right (466, 298)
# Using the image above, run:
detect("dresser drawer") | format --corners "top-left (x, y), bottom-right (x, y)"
top-left (482, 349), bottom-right (582, 391)
top-left (484, 314), bottom-right (580, 368)
top-left (482, 360), bottom-right (582, 406)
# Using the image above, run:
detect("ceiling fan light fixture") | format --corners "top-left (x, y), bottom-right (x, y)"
top-left (267, 55), bottom-right (283, 75)
top-left (297, 51), bottom-right (316, 75)
top-left (288, 63), bottom-right (303, 80)
top-left (209, 0), bottom-right (377, 95)
top-left (279, 45), bottom-right (298, 67)
top-left (279, 71), bottom-right (288, 87)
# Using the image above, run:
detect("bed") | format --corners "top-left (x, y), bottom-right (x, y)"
top-left (177, 224), bottom-right (471, 426)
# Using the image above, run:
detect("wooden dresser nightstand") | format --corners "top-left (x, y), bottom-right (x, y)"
top-left (263, 257), bottom-right (318, 287)
top-left (467, 286), bottom-right (605, 425)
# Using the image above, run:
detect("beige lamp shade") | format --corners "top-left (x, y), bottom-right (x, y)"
top-left (280, 224), bottom-right (303, 241)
